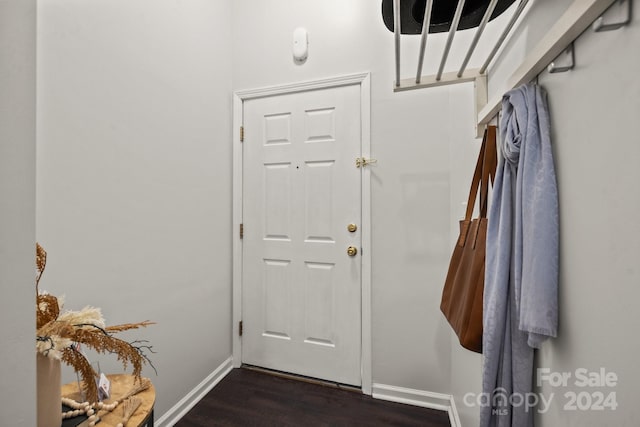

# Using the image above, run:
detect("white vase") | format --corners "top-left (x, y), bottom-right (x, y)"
top-left (37, 353), bottom-right (61, 427)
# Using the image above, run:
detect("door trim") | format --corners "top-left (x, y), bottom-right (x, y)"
top-left (232, 72), bottom-right (372, 394)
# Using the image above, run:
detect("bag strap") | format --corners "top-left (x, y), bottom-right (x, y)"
top-left (463, 126), bottom-right (497, 221)
top-left (463, 128), bottom-right (488, 221)
top-left (479, 125), bottom-right (497, 218)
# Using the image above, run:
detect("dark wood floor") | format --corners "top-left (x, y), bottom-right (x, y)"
top-left (176, 368), bottom-right (451, 427)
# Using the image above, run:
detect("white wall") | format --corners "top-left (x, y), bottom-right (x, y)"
top-left (36, 0), bottom-right (233, 418)
top-left (446, 83), bottom-right (484, 427)
top-left (534, 3), bottom-right (640, 426)
top-left (0, 1), bottom-right (37, 425)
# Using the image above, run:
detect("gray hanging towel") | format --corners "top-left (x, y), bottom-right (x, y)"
top-left (480, 83), bottom-right (559, 427)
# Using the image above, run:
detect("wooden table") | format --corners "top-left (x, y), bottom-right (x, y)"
top-left (61, 374), bottom-right (155, 427)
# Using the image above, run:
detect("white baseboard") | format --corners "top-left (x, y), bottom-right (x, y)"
top-left (448, 394), bottom-right (462, 427)
top-left (155, 356), bottom-right (233, 427)
top-left (372, 383), bottom-right (461, 427)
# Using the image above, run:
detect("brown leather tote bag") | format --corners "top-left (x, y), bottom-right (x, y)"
top-left (440, 126), bottom-right (497, 353)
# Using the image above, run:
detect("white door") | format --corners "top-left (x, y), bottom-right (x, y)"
top-left (242, 84), bottom-right (362, 386)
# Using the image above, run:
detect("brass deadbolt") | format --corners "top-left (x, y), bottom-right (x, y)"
top-left (347, 223), bottom-right (358, 233)
top-left (347, 246), bottom-right (358, 257)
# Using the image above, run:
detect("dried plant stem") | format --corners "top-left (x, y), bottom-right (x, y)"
top-left (119, 378), bottom-right (151, 401)
top-left (35, 243), bottom-right (47, 294)
top-left (118, 397), bottom-right (142, 427)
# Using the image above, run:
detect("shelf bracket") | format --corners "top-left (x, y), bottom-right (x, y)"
top-left (394, 68), bottom-right (488, 138)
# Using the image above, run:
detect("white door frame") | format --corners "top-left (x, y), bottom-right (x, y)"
top-left (232, 72), bottom-right (372, 394)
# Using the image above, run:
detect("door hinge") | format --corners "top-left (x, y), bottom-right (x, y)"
top-left (240, 126), bottom-right (244, 142)
top-left (239, 320), bottom-right (243, 336)
top-left (239, 223), bottom-right (244, 239)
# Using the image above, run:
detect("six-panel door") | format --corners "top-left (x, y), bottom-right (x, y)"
top-left (242, 84), bottom-right (362, 386)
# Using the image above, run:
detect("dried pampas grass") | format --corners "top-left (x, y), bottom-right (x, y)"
top-left (35, 244), bottom-right (156, 403)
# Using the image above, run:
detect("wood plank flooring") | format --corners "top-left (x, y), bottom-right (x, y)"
top-left (176, 368), bottom-right (451, 427)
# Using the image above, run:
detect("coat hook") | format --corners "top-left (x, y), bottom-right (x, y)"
top-left (548, 43), bottom-right (574, 74)
top-left (593, 0), bottom-right (631, 32)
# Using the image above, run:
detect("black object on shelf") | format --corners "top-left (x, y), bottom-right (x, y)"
top-left (381, 0), bottom-right (517, 34)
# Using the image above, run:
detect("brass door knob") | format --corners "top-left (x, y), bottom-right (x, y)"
top-left (347, 246), bottom-right (358, 257)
